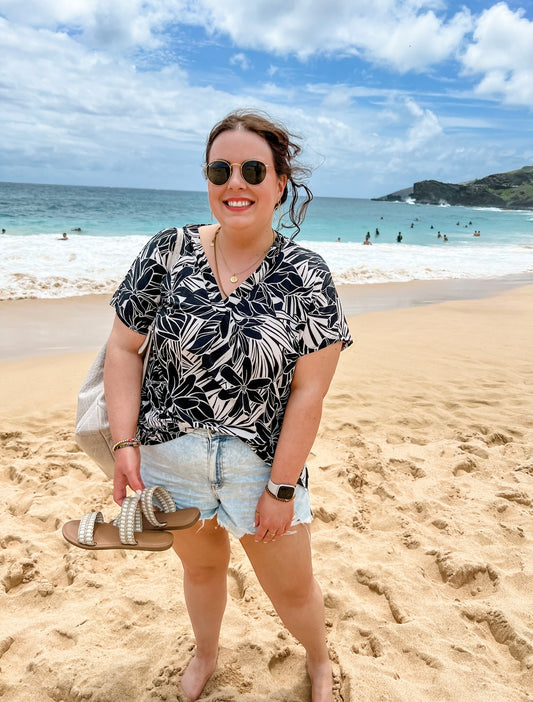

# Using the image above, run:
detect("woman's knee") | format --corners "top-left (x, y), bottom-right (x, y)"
top-left (182, 559), bottom-right (229, 586)
top-left (280, 575), bottom-right (320, 609)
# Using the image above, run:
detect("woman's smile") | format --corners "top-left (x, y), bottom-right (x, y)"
top-left (224, 198), bottom-right (254, 211)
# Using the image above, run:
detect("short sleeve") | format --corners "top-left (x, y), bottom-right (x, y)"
top-left (299, 260), bottom-right (353, 355)
top-left (110, 227), bottom-right (179, 334)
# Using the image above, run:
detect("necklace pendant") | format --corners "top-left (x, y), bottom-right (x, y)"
top-left (230, 274), bottom-right (238, 283)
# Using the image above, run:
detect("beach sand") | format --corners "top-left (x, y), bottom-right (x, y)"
top-left (1, 284), bottom-right (533, 701)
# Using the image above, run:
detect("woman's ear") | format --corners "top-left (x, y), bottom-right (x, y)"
top-left (277, 174), bottom-right (288, 201)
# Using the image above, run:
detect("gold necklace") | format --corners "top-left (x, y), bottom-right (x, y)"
top-left (211, 228), bottom-right (228, 297)
top-left (211, 226), bottom-right (275, 285)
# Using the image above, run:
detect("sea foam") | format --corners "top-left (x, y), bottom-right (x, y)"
top-left (1, 233), bottom-right (533, 300)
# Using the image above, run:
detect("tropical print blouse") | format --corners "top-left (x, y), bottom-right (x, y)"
top-left (111, 224), bottom-right (352, 486)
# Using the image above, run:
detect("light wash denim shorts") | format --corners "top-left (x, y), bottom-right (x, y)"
top-left (140, 428), bottom-right (312, 538)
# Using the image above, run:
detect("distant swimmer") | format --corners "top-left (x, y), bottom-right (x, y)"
top-left (375, 228), bottom-right (380, 236)
top-left (1, 228), bottom-right (5, 234)
top-left (365, 231), bottom-right (371, 241)
top-left (71, 227), bottom-right (82, 232)
top-left (59, 232), bottom-right (69, 240)
top-left (437, 231), bottom-right (442, 238)
top-left (397, 232), bottom-right (403, 243)
top-left (336, 236), bottom-right (341, 242)
top-left (363, 239), bottom-right (372, 245)
top-left (474, 230), bottom-right (481, 237)
top-left (443, 234), bottom-right (448, 241)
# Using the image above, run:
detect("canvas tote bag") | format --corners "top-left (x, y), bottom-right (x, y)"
top-left (75, 228), bottom-right (184, 478)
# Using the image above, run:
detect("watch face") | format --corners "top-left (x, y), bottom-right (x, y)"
top-left (278, 485), bottom-right (295, 500)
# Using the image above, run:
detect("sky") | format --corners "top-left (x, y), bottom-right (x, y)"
top-left (1, 0), bottom-right (533, 198)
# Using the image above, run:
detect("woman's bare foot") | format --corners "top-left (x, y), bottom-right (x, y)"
top-left (181, 652), bottom-right (217, 701)
top-left (307, 657), bottom-right (333, 702)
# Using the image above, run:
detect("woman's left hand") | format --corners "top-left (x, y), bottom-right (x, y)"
top-left (254, 489), bottom-right (294, 543)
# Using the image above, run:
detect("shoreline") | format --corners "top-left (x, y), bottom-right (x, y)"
top-left (1, 272), bottom-right (533, 361)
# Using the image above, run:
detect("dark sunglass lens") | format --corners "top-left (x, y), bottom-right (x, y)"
top-left (242, 161), bottom-right (267, 185)
top-left (207, 161), bottom-right (231, 185)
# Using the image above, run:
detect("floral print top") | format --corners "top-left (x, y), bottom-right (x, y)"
top-left (111, 224), bottom-right (352, 486)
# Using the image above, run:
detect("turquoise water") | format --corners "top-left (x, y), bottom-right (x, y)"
top-left (1, 181), bottom-right (532, 299)
top-left (2, 180), bottom-right (532, 245)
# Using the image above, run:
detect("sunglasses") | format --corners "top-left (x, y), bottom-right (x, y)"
top-left (203, 160), bottom-right (270, 186)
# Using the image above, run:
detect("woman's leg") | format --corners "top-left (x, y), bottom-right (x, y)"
top-left (240, 525), bottom-right (332, 702)
top-left (172, 516), bottom-right (231, 701)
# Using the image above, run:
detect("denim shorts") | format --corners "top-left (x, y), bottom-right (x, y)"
top-left (140, 428), bottom-right (312, 539)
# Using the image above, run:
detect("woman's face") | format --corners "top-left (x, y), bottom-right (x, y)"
top-left (207, 128), bottom-right (287, 235)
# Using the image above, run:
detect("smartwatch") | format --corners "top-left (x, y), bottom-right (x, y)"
top-left (266, 479), bottom-right (296, 502)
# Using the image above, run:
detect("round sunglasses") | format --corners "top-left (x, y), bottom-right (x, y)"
top-left (203, 160), bottom-right (270, 186)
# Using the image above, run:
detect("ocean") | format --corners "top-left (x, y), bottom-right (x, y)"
top-left (1, 181), bottom-right (532, 300)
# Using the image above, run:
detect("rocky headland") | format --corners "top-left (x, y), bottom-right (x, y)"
top-left (374, 166), bottom-right (533, 209)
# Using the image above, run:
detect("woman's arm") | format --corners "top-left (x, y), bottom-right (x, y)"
top-left (254, 340), bottom-right (342, 541)
top-left (103, 314), bottom-right (147, 504)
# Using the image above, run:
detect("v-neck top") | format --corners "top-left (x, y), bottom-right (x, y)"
top-left (111, 224), bottom-right (352, 485)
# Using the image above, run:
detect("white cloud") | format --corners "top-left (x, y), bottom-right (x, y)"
top-left (195, 0), bottom-right (472, 71)
top-left (0, 0), bottom-right (156, 48)
top-left (461, 3), bottom-right (533, 108)
top-left (0, 16), bottom-right (230, 188)
top-left (0, 3), bottom-right (532, 199)
top-left (230, 52), bottom-right (251, 70)
top-left (404, 99), bottom-right (443, 149)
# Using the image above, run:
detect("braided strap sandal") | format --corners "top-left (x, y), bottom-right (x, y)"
top-left (62, 493), bottom-right (174, 551)
top-left (139, 486), bottom-right (200, 531)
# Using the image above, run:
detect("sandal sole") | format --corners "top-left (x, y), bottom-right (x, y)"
top-left (62, 520), bottom-right (174, 551)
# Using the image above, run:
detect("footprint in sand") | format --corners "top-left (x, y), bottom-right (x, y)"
top-left (462, 605), bottom-right (533, 668)
top-left (267, 645), bottom-right (309, 693)
top-left (354, 568), bottom-right (409, 624)
top-left (427, 549), bottom-right (499, 596)
top-left (350, 627), bottom-right (384, 658)
top-left (228, 565), bottom-right (251, 602)
top-left (389, 457), bottom-right (426, 479)
top-left (495, 488), bottom-right (532, 507)
top-left (2, 556), bottom-right (37, 593)
top-left (0, 636), bottom-right (14, 658)
top-left (484, 431), bottom-right (515, 446)
top-left (453, 456), bottom-right (478, 475)
top-left (313, 506), bottom-right (338, 523)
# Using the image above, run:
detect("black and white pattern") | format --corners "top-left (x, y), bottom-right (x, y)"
top-left (111, 224), bottom-right (352, 487)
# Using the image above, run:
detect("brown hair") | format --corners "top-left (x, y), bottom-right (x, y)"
top-left (205, 109), bottom-right (313, 237)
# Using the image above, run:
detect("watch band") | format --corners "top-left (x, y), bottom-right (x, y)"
top-left (266, 479), bottom-right (296, 502)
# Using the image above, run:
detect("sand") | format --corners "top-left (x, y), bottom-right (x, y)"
top-left (1, 284), bottom-right (533, 701)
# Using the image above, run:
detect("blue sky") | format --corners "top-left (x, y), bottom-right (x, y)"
top-left (1, 0), bottom-right (532, 198)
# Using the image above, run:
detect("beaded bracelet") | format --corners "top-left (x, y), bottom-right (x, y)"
top-left (112, 438), bottom-right (141, 452)
top-left (264, 485), bottom-right (295, 502)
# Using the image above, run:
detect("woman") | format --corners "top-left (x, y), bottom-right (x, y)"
top-left (104, 110), bottom-right (352, 701)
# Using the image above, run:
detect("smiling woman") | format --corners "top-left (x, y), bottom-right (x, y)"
top-left (62, 109), bottom-right (353, 701)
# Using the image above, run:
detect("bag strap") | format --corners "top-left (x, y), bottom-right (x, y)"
top-left (137, 227), bottom-right (184, 366)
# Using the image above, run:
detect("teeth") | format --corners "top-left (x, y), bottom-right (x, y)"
top-left (226, 200), bottom-right (251, 207)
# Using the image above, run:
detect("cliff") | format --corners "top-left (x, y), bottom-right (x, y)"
top-left (374, 166), bottom-right (533, 209)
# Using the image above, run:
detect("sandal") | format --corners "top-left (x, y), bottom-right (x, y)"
top-left (138, 486), bottom-right (201, 531)
top-left (62, 493), bottom-right (174, 551)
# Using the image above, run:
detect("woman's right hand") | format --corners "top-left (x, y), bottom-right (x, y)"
top-left (112, 447), bottom-right (145, 505)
